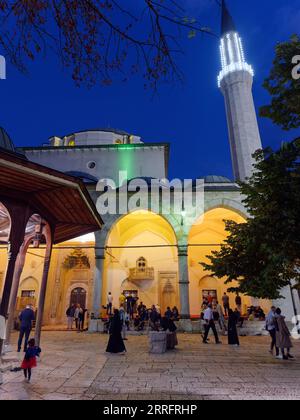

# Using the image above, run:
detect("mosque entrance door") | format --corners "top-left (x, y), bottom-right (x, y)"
top-left (70, 287), bottom-right (86, 309)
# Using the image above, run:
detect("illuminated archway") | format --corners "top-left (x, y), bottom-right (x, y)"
top-left (103, 210), bottom-right (178, 312)
top-left (188, 207), bottom-right (252, 316)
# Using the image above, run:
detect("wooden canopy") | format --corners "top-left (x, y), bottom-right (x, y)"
top-left (0, 147), bottom-right (103, 243)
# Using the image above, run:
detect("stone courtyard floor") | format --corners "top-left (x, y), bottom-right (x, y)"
top-left (1, 331), bottom-right (300, 400)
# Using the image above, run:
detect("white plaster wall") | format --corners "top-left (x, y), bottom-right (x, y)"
top-left (23, 146), bottom-right (167, 184)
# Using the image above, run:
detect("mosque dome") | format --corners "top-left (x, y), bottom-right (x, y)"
top-left (0, 127), bottom-right (15, 152)
top-left (203, 175), bottom-right (232, 183)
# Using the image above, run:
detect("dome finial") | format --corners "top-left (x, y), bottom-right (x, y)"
top-left (221, 0), bottom-right (236, 36)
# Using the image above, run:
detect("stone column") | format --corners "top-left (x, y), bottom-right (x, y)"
top-left (5, 239), bottom-right (30, 344)
top-left (178, 244), bottom-right (190, 319)
top-left (34, 226), bottom-right (53, 346)
top-left (92, 249), bottom-right (105, 318)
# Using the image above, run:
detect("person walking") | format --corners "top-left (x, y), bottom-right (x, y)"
top-left (265, 306), bottom-right (279, 356)
top-left (275, 308), bottom-right (294, 360)
top-left (66, 304), bottom-right (75, 330)
top-left (203, 304), bottom-right (222, 344)
top-left (228, 309), bottom-right (239, 346)
top-left (21, 338), bottom-right (41, 383)
top-left (17, 305), bottom-right (35, 352)
top-left (106, 309), bottom-right (126, 354)
top-left (107, 292), bottom-right (113, 316)
top-left (222, 293), bottom-right (230, 316)
top-left (172, 306), bottom-right (179, 321)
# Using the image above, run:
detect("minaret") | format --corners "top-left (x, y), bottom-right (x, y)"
top-left (218, 0), bottom-right (262, 181)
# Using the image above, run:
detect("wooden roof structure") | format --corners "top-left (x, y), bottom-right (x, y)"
top-left (0, 147), bottom-right (103, 243)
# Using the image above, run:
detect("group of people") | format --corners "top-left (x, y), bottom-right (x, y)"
top-left (202, 303), bottom-right (243, 346)
top-left (106, 292), bottom-right (139, 319)
top-left (14, 299), bottom-right (295, 383)
top-left (65, 303), bottom-right (87, 331)
top-left (266, 306), bottom-right (294, 360)
top-left (105, 301), bottom-right (180, 354)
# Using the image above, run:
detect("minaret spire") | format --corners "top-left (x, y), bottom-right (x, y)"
top-left (221, 0), bottom-right (236, 35)
top-left (218, 1), bottom-right (262, 181)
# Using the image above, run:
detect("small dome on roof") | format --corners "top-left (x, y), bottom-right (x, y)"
top-left (0, 127), bottom-right (15, 151)
top-left (204, 175), bottom-right (232, 183)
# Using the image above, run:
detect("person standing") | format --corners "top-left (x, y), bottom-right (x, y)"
top-left (149, 305), bottom-right (160, 331)
top-left (203, 304), bottom-right (222, 344)
top-left (74, 304), bottom-right (81, 329)
top-left (119, 304), bottom-right (128, 340)
top-left (17, 305), bottom-right (35, 352)
top-left (165, 307), bottom-right (173, 319)
top-left (77, 306), bottom-right (84, 331)
top-left (228, 309), bottom-right (239, 346)
top-left (222, 293), bottom-right (230, 316)
top-left (275, 308), bottom-right (294, 360)
top-left (66, 304), bottom-right (75, 330)
top-left (119, 292), bottom-right (126, 307)
top-left (215, 300), bottom-right (227, 333)
top-left (106, 309), bottom-right (126, 354)
top-left (107, 292), bottom-right (113, 316)
top-left (265, 306), bottom-right (279, 356)
top-left (235, 293), bottom-right (242, 313)
top-left (172, 306), bottom-right (179, 321)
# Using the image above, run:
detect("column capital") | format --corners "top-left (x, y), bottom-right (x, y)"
top-left (178, 244), bottom-right (188, 257)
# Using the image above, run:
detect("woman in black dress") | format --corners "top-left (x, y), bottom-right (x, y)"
top-left (106, 309), bottom-right (126, 354)
top-left (228, 309), bottom-right (240, 346)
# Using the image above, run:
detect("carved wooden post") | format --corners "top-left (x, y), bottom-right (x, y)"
top-left (5, 235), bottom-right (34, 344)
top-left (34, 224), bottom-right (53, 346)
top-left (0, 202), bottom-right (31, 356)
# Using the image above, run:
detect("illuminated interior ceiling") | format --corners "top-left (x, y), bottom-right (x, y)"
top-left (107, 210), bottom-right (177, 247)
top-left (189, 208), bottom-right (246, 246)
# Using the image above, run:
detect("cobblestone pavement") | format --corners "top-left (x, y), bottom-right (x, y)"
top-left (1, 331), bottom-right (300, 400)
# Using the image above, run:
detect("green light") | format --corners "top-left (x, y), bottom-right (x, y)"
top-left (117, 147), bottom-right (136, 180)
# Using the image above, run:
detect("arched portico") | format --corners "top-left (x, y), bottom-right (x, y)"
top-left (96, 210), bottom-right (179, 315)
top-left (188, 207), bottom-right (253, 316)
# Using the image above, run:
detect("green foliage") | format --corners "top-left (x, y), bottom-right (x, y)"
top-left (260, 35), bottom-right (300, 130)
top-left (201, 139), bottom-right (300, 300)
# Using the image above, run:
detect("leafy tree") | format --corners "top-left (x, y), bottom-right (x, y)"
top-left (201, 139), bottom-right (300, 300)
top-left (260, 35), bottom-right (300, 130)
top-left (0, 0), bottom-right (216, 88)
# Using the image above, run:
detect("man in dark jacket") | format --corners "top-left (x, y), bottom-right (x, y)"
top-left (17, 305), bottom-right (35, 352)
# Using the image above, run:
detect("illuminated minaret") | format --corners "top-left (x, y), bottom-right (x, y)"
top-left (218, 0), bottom-right (262, 181)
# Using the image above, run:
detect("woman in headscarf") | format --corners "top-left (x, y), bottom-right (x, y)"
top-left (106, 309), bottom-right (126, 354)
top-left (228, 309), bottom-right (240, 346)
top-left (275, 308), bottom-right (294, 360)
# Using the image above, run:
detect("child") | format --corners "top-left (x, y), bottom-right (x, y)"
top-left (21, 338), bottom-right (41, 382)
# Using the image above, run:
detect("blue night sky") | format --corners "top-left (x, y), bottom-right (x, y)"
top-left (1, 0), bottom-right (300, 180)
